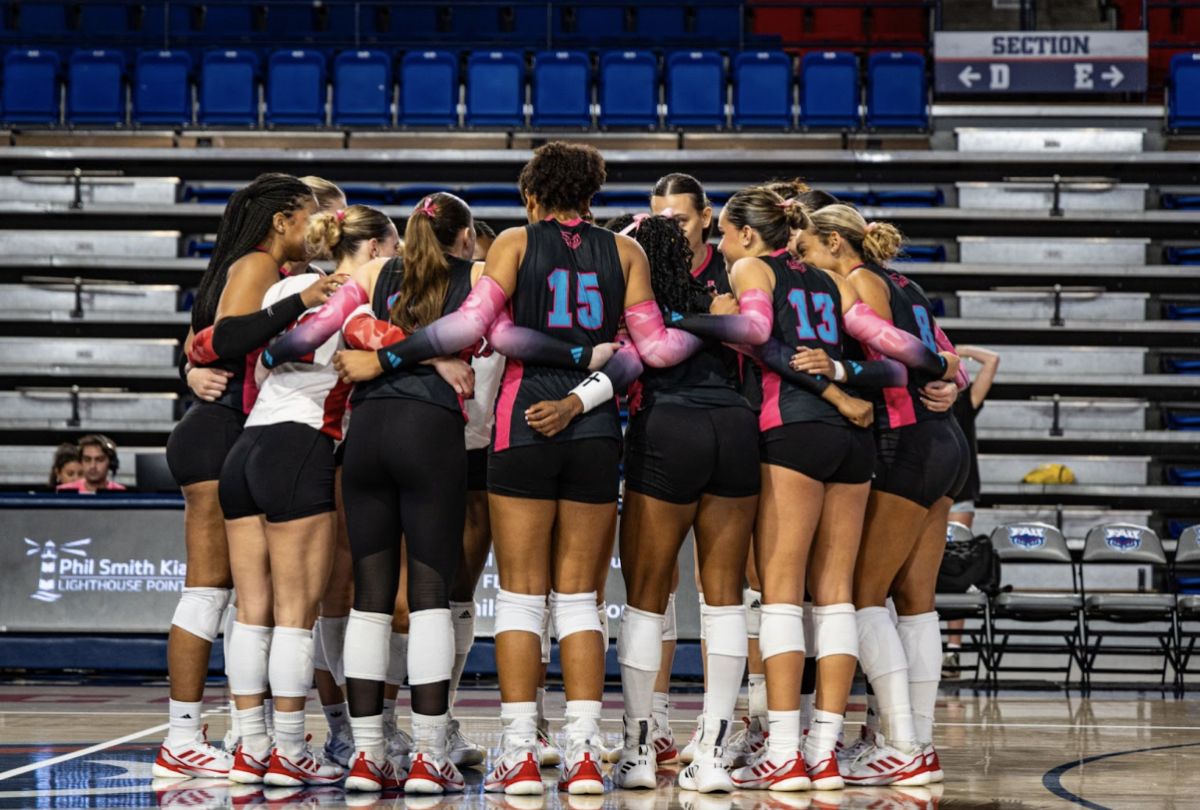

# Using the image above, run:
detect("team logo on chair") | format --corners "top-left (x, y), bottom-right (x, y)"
top-left (1008, 526), bottom-right (1046, 550)
top-left (1104, 527), bottom-right (1142, 552)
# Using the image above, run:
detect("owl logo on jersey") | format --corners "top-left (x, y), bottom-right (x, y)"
top-left (1104, 527), bottom-right (1143, 552)
top-left (561, 231), bottom-right (582, 250)
top-left (786, 258), bottom-right (805, 272)
top-left (888, 270), bottom-right (912, 288)
top-left (1008, 526), bottom-right (1046, 550)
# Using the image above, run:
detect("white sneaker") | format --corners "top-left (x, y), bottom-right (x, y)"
top-left (386, 723), bottom-right (414, 773)
top-left (840, 733), bottom-right (929, 787)
top-left (446, 716), bottom-right (485, 768)
top-left (677, 716), bottom-right (734, 794)
top-left (801, 741), bottom-right (844, 791)
top-left (730, 752), bottom-right (811, 792)
top-left (835, 725), bottom-right (873, 764)
top-left (153, 726), bottom-right (234, 778)
top-left (919, 743), bottom-right (944, 783)
top-left (726, 716), bottom-right (767, 768)
top-left (485, 717), bottom-right (545, 795)
top-left (611, 718), bottom-right (656, 790)
top-left (323, 727), bottom-right (355, 768)
top-left (537, 727), bottom-right (562, 767)
top-left (678, 724), bottom-right (699, 764)
top-left (557, 717), bottom-right (605, 795)
top-left (264, 738), bottom-right (345, 786)
top-left (228, 742), bottom-right (272, 784)
top-left (405, 717), bottom-right (465, 794)
top-left (345, 749), bottom-right (405, 792)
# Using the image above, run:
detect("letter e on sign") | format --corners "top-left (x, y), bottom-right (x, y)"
top-left (1074, 63), bottom-right (1094, 89)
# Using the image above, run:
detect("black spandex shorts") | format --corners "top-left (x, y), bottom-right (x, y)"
top-left (872, 417), bottom-right (969, 509)
top-left (761, 421), bottom-right (876, 485)
top-left (624, 404), bottom-right (760, 504)
top-left (219, 422), bottom-right (336, 523)
top-left (488, 437), bottom-right (619, 504)
top-left (166, 402), bottom-right (247, 487)
top-left (467, 448), bottom-right (489, 491)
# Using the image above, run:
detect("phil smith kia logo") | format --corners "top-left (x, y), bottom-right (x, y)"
top-left (25, 538), bottom-right (91, 602)
top-left (25, 537), bottom-right (186, 601)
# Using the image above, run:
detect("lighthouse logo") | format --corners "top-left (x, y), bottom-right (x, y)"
top-left (25, 538), bottom-right (91, 602)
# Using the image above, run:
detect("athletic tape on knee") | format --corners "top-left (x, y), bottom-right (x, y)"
top-left (387, 632), bottom-right (408, 686)
top-left (495, 589), bottom-right (546, 638)
top-left (813, 603), bottom-right (858, 661)
top-left (450, 601), bottom-right (476, 657)
top-left (802, 600), bottom-right (815, 659)
top-left (319, 615), bottom-right (349, 686)
top-left (662, 592), bottom-right (678, 642)
top-left (758, 603), bottom-right (805, 661)
top-left (268, 626), bottom-right (314, 699)
top-left (343, 609), bottom-right (391, 683)
top-left (702, 604), bottom-right (749, 659)
top-left (744, 588), bottom-right (763, 640)
top-left (312, 619), bottom-right (329, 672)
top-left (617, 606), bottom-right (664, 672)
top-left (698, 593), bottom-right (707, 641)
top-left (227, 622), bottom-right (272, 696)
top-left (550, 590), bottom-right (602, 641)
top-left (171, 587), bottom-right (231, 643)
top-left (897, 612), bottom-right (942, 683)
top-left (540, 602), bottom-right (552, 664)
top-left (856, 607), bottom-right (909, 681)
top-left (407, 609), bottom-right (454, 686)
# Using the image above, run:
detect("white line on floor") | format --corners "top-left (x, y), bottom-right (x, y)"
top-left (934, 721), bottom-right (1200, 731)
top-left (0, 722), bottom-right (170, 783)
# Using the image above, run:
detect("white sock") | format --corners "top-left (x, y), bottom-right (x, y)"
top-left (865, 687), bottom-right (880, 734)
top-left (748, 673), bottom-right (767, 720)
top-left (804, 709), bottom-right (843, 757)
top-left (800, 693), bottom-right (815, 733)
top-left (909, 681), bottom-right (938, 746)
top-left (168, 699), bottom-right (203, 746)
top-left (897, 611), bottom-right (942, 747)
top-left (323, 701), bottom-right (350, 736)
top-left (350, 714), bottom-right (385, 760)
top-left (652, 691), bottom-right (670, 729)
top-left (263, 698), bottom-right (275, 737)
top-left (382, 697), bottom-right (397, 739)
top-left (449, 601), bottom-right (475, 709)
top-left (235, 705), bottom-right (269, 754)
top-left (274, 709), bottom-right (306, 757)
top-left (767, 709), bottom-right (800, 760)
top-left (872, 670), bottom-right (917, 752)
top-left (565, 699), bottom-right (602, 736)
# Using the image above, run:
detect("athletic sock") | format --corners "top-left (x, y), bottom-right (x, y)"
top-left (748, 673), bottom-right (767, 720)
top-left (350, 714), bottom-right (385, 761)
top-left (804, 709), bottom-right (843, 757)
top-left (235, 705), bottom-right (269, 755)
top-left (263, 698), bottom-right (275, 738)
top-left (322, 701), bottom-right (351, 737)
top-left (167, 699), bottom-right (203, 746)
top-left (766, 710), bottom-right (800, 760)
top-left (274, 710), bottom-right (306, 757)
top-left (652, 691), bottom-right (670, 731)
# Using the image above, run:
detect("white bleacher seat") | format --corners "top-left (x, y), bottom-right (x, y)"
top-left (0, 231), bottom-right (181, 259)
top-left (0, 176), bottom-right (180, 205)
top-left (954, 128), bottom-right (1145, 153)
top-left (979, 345), bottom-right (1146, 375)
top-left (977, 399), bottom-right (1148, 432)
top-left (956, 181), bottom-right (1148, 212)
top-left (0, 390), bottom-right (177, 425)
top-left (958, 236), bottom-right (1149, 265)
top-left (957, 290), bottom-right (1148, 321)
top-left (0, 337), bottom-right (178, 368)
top-left (0, 283), bottom-right (180, 314)
top-left (979, 454), bottom-right (1150, 487)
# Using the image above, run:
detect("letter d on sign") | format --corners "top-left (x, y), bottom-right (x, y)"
top-left (1074, 63), bottom-right (1094, 89)
top-left (989, 63), bottom-right (1010, 90)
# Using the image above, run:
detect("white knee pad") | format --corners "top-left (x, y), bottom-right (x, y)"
top-left (312, 619), bottom-right (329, 672)
top-left (450, 601), bottom-right (476, 657)
top-left (662, 593), bottom-right (678, 642)
top-left (886, 597), bottom-right (898, 626)
top-left (387, 632), bottom-right (408, 686)
top-left (597, 601), bottom-right (610, 643)
top-left (550, 590), bottom-right (602, 641)
top-left (759, 603), bottom-right (805, 661)
top-left (802, 600), bottom-right (815, 658)
top-left (495, 589), bottom-right (546, 637)
top-left (744, 588), bottom-right (763, 640)
top-left (813, 603), bottom-right (858, 661)
top-left (227, 622), bottom-right (272, 696)
top-left (268, 626), bottom-right (314, 699)
top-left (540, 603), bottom-right (552, 664)
top-left (702, 603), bottom-right (748, 659)
top-left (318, 615), bottom-right (349, 686)
top-left (856, 606), bottom-right (909, 681)
top-left (221, 601), bottom-right (237, 666)
top-left (897, 612), bottom-right (942, 683)
top-left (408, 608), bottom-right (454, 686)
top-left (343, 609), bottom-right (391, 683)
top-left (617, 606), bottom-right (664, 672)
top-left (171, 587), bottom-right (231, 643)
top-left (698, 593), bottom-right (708, 641)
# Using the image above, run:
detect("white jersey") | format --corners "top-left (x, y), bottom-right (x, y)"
top-left (465, 337), bottom-right (506, 451)
top-left (246, 274), bottom-right (352, 439)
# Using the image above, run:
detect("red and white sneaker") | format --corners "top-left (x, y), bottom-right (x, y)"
top-left (731, 753), bottom-right (812, 792)
top-left (557, 717), bottom-right (605, 795)
top-left (918, 744), bottom-right (943, 783)
top-left (726, 716), bottom-right (768, 768)
top-left (841, 735), bottom-right (929, 787)
top-left (151, 777), bottom-right (231, 807)
top-left (153, 726), bottom-right (234, 778)
top-left (537, 728), bottom-right (562, 767)
top-left (802, 745), bottom-right (844, 791)
top-left (407, 752), bottom-right (466, 794)
top-left (263, 738), bottom-right (345, 786)
top-left (345, 750), bottom-right (405, 792)
top-left (228, 743), bottom-right (272, 784)
top-left (652, 720), bottom-right (679, 764)
top-left (486, 718), bottom-right (544, 796)
top-left (836, 725), bottom-right (873, 764)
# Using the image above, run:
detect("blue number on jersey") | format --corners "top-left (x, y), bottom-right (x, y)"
top-left (912, 305), bottom-right (936, 352)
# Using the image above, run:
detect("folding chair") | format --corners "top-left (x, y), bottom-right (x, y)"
top-left (1173, 525), bottom-right (1200, 686)
top-left (934, 521), bottom-right (992, 681)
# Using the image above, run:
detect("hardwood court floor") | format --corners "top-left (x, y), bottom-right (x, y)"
top-left (0, 683), bottom-right (1197, 810)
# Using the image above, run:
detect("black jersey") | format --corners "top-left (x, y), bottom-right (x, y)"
top-left (494, 218), bottom-right (626, 451)
top-left (350, 255), bottom-right (474, 416)
top-left (759, 250), bottom-right (847, 430)
top-left (636, 245), bottom-right (750, 413)
top-left (860, 261), bottom-right (948, 428)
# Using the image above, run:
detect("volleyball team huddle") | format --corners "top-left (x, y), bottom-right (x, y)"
top-left (151, 143), bottom-right (969, 797)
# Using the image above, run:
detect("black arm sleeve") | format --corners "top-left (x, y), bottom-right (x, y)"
top-left (177, 349), bottom-right (189, 382)
top-left (742, 339), bottom-right (832, 396)
top-left (843, 357), bottom-right (909, 389)
top-left (211, 292), bottom-right (307, 359)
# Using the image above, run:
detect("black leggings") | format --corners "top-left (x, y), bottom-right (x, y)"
top-left (341, 397), bottom-right (467, 716)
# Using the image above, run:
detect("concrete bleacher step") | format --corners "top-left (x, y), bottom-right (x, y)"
top-left (0, 231), bottom-right (181, 259)
top-left (981, 345), bottom-right (1146, 375)
top-left (980, 483), bottom-right (1193, 510)
top-left (940, 320), bottom-right (1200, 348)
top-left (956, 181), bottom-right (1148, 212)
top-left (957, 290), bottom-right (1148, 321)
top-left (979, 454), bottom-right (1150, 486)
top-left (0, 391), bottom-right (177, 424)
top-left (954, 128), bottom-right (1145, 153)
top-left (0, 256), bottom-right (206, 285)
top-left (0, 337), bottom-right (177, 368)
top-left (0, 445), bottom-right (146, 488)
top-left (978, 399), bottom-right (1148, 431)
top-left (0, 176), bottom-right (179, 205)
top-left (958, 236), bottom-right (1149, 265)
top-left (0, 283), bottom-right (180, 314)
top-left (904, 263), bottom-right (1200, 294)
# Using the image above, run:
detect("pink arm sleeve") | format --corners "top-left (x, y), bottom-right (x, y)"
top-left (934, 324), bottom-right (971, 390)
top-left (624, 299), bottom-right (706, 368)
top-left (673, 287), bottom-right (774, 346)
top-left (375, 275), bottom-right (508, 371)
top-left (843, 301), bottom-right (947, 379)
top-left (262, 280), bottom-right (369, 368)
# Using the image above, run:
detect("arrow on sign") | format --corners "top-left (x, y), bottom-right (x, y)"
top-left (1101, 65), bottom-right (1124, 87)
top-left (958, 66), bottom-right (982, 88)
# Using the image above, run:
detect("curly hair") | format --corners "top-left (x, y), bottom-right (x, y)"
top-left (605, 214), bottom-right (709, 316)
top-left (807, 205), bottom-right (904, 265)
top-left (518, 142), bottom-right (606, 215)
top-left (763, 178), bottom-right (810, 200)
top-left (305, 205), bottom-right (395, 266)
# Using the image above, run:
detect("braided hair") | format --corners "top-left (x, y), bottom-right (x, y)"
top-left (605, 214), bottom-right (709, 316)
top-left (191, 173), bottom-right (315, 332)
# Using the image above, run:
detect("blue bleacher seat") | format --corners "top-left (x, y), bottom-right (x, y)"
top-left (1166, 246), bottom-right (1200, 264)
top-left (872, 189), bottom-right (943, 207)
top-left (1166, 358), bottom-right (1200, 373)
top-left (636, 5), bottom-right (687, 41)
top-left (896, 244), bottom-right (947, 262)
top-left (800, 51), bottom-right (859, 128)
top-left (1168, 304), bottom-right (1200, 320)
top-left (186, 239), bottom-right (215, 257)
top-left (332, 50), bottom-right (392, 127)
top-left (266, 49), bottom-right (327, 126)
top-left (596, 189), bottom-right (650, 206)
top-left (1162, 193), bottom-right (1200, 209)
top-left (394, 184), bottom-right (456, 205)
top-left (341, 185), bottom-right (392, 205)
top-left (598, 50), bottom-right (658, 128)
top-left (866, 51), bottom-right (927, 129)
top-left (1170, 519), bottom-right (1200, 537)
top-left (2, 49), bottom-right (61, 124)
top-left (400, 51), bottom-right (459, 127)
top-left (183, 185), bottom-right (238, 203)
top-left (694, 2), bottom-right (744, 44)
top-left (1168, 467), bottom-right (1200, 485)
top-left (828, 189), bottom-right (870, 207)
top-left (1168, 53), bottom-right (1200, 130)
top-left (665, 50), bottom-right (725, 128)
top-left (532, 50), bottom-right (591, 128)
top-left (1166, 410), bottom-right (1200, 430)
top-left (732, 50), bottom-right (792, 128)
top-left (198, 50), bottom-right (259, 126)
top-left (707, 189), bottom-right (734, 204)
top-left (465, 51), bottom-right (525, 128)
top-left (460, 185), bottom-right (524, 206)
top-left (134, 50), bottom-right (192, 126)
top-left (67, 49), bottom-right (126, 125)
top-left (558, 4), bottom-right (626, 42)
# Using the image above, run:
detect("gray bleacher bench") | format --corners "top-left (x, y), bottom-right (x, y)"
top-left (0, 282), bottom-right (180, 314)
top-left (956, 181), bottom-right (1148, 212)
top-left (0, 175), bottom-right (179, 205)
top-left (976, 345), bottom-right (1146, 376)
top-left (978, 399), bottom-right (1148, 432)
top-left (954, 128), bottom-right (1145, 153)
top-left (0, 230), bottom-right (181, 259)
top-left (0, 390), bottom-right (177, 427)
top-left (979, 454), bottom-right (1150, 487)
top-left (958, 236), bottom-right (1150, 265)
top-left (903, 263), bottom-right (1200, 295)
top-left (0, 337), bottom-right (177, 368)
top-left (957, 290), bottom-right (1148, 322)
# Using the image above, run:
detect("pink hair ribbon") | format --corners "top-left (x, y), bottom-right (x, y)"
top-left (335, 210), bottom-right (346, 221)
top-left (416, 197), bottom-right (437, 218)
top-left (618, 208), bottom-right (676, 237)
top-left (777, 198), bottom-right (795, 209)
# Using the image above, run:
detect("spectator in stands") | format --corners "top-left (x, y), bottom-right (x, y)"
top-left (48, 442), bottom-right (82, 490)
top-left (473, 220), bottom-right (496, 261)
top-left (57, 435), bottom-right (126, 493)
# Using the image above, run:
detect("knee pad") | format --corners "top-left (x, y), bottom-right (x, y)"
top-left (617, 606), bottom-right (664, 672)
top-left (387, 632), bottom-right (408, 686)
top-left (318, 615), bottom-right (349, 686)
top-left (813, 603), bottom-right (858, 661)
top-left (227, 622), bottom-right (272, 696)
top-left (540, 603), bottom-right (552, 664)
top-left (662, 593), bottom-right (678, 642)
top-left (698, 593), bottom-right (708, 641)
top-left (407, 608), bottom-right (453, 686)
top-left (343, 609), bottom-right (391, 683)
top-left (802, 600), bottom-right (815, 659)
top-left (268, 626), bottom-right (314, 699)
top-left (702, 604), bottom-right (748, 659)
top-left (897, 612), bottom-right (942, 683)
top-left (597, 601), bottom-right (610, 643)
top-left (856, 606), bottom-right (908, 681)
top-left (759, 603), bottom-right (805, 661)
top-left (550, 590), bottom-right (602, 641)
top-left (744, 588), bottom-right (763, 640)
top-left (495, 589), bottom-right (546, 638)
top-left (450, 601), bottom-right (476, 657)
top-left (171, 587), bottom-right (231, 643)
top-left (885, 597), bottom-right (898, 627)
top-left (221, 601), bottom-right (237, 665)
top-left (312, 619), bottom-right (329, 672)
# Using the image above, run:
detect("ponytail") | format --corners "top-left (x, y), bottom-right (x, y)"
top-left (391, 193), bottom-right (473, 335)
top-left (807, 204), bottom-right (903, 265)
top-left (722, 187), bottom-right (811, 251)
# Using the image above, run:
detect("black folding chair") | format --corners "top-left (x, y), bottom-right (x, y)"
top-left (934, 521), bottom-right (993, 682)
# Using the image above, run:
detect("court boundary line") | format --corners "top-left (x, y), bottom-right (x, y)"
top-left (1043, 741), bottom-right (1200, 810)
